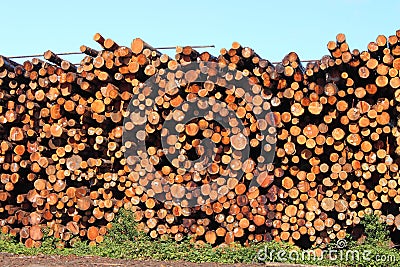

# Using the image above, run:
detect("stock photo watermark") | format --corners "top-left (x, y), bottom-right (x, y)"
top-left (256, 239), bottom-right (397, 263)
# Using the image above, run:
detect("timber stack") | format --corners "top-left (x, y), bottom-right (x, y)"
top-left (1, 31), bottom-right (400, 248)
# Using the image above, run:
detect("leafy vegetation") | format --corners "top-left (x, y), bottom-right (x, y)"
top-left (361, 213), bottom-right (391, 245)
top-left (1, 210), bottom-right (400, 266)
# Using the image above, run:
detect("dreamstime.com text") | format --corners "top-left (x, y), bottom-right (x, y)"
top-left (256, 240), bottom-right (397, 263)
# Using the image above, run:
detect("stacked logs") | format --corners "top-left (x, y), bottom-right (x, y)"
top-left (1, 30), bottom-right (400, 249)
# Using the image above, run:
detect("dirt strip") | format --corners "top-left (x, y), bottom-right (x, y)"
top-left (0, 253), bottom-right (328, 267)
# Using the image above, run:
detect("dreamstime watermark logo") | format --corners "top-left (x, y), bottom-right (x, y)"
top-left (122, 61), bottom-right (276, 207)
top-left (336, 238), bottom-right (347, 249)
top-left (256, 239), bottom-right (397, 263)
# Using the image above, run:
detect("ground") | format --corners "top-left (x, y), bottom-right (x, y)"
top-left (0, 253), bottom-right (322, 267)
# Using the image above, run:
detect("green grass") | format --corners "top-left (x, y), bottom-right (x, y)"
top-left (1, 210), bottom-right (400, 266)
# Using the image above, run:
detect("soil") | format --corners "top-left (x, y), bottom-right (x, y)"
top-left (0, 253), bottom-right (321, 267)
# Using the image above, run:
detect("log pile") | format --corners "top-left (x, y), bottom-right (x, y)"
top-left (1, 31), bottom-right (400, 248)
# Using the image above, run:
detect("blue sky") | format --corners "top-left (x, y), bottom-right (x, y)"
top-left (2, 0), bottom-right (399, 64)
